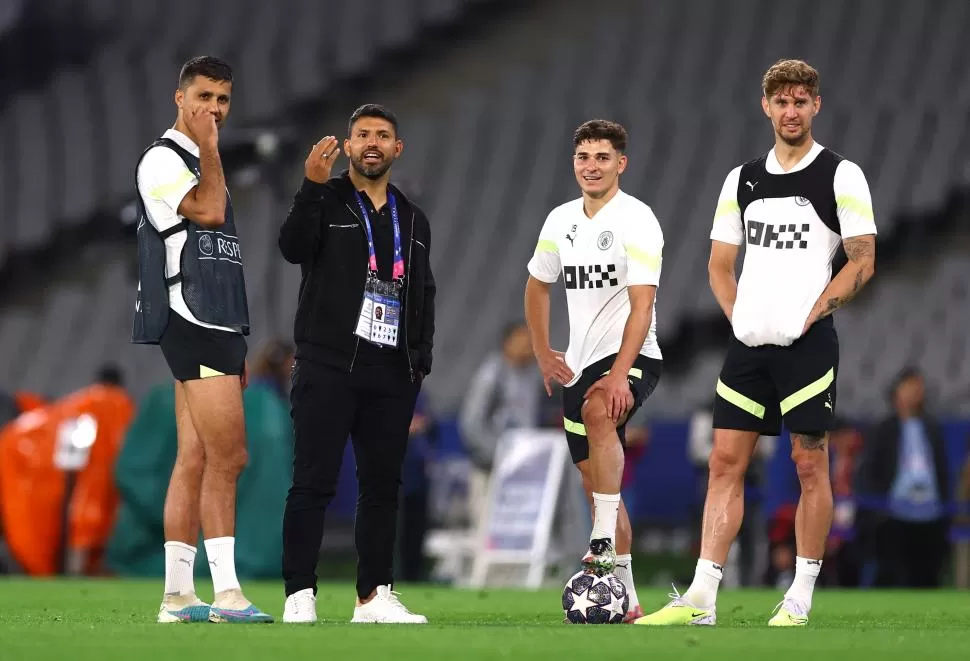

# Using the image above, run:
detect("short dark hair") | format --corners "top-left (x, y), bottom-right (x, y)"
top-left (179, 56), bottom-right (233, 89)
top-left (501, 321), bottom-right (528, 343)
top-left (893, 366), bottom-right (923, 390)
top-left (348, 103), bottom-right (399, 138)
top-left (573, 119), bottom-right (628, 153)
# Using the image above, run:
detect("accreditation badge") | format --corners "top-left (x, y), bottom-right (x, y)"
top-left (355, 276), bottom-right (402, 347)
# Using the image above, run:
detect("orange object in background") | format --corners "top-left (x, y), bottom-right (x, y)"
top-left (14, 392), bottom-right (46, 413)
top-left (0, 384), bottom-right (133, 576)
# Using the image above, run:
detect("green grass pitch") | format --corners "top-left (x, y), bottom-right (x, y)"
top-left (1, 580), bottom-right (968, 660)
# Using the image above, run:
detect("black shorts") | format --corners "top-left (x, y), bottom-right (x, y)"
top-left (562, 353), bottom-right (663, 464)
top-left (158, 310), bottom-right (247, 382)
top-left (713, 316), bottom-right (839, 435)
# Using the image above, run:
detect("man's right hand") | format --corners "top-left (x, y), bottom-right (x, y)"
top-left (537, 349), bottom-right (575, 396)
top-left (305, 136), bottom-right (341, 183)
top-left (185, 105), bottom-right (218, 148)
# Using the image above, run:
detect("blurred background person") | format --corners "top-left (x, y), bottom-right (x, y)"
top-left (954, 444), bottom-right (970, 589)
top-left (619, 418), bottom-right (649, 525)
top-left (0, 365), bottom-right (133, 577)
top-left (855, 367), bottom-right (951, 587)
top-left (822, 419), bottom-right (865, 587)
top-left (396, 392), bottom-right (438, 583)
top-left (687, 400), bottom-right (773, 588)
top-left (458, 321), bottom-right (544, 529)
top-left (248, 339), bottom-right (295, 401)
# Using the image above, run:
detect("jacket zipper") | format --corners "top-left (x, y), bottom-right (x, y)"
top-left (344, 202), bottom-right (367, 373)
top-left (344, 200), bottom-right (416, 381)
top-left (404, 209), bottom-right (416, 382)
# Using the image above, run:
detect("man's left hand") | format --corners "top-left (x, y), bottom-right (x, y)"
top-left (585, 373), bottom-right (634, 422)
top-left (802, 308), bottom-right (820, 335)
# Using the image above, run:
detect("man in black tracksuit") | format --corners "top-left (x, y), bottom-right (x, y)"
top-left (278, 104), bottom-right (435, 624)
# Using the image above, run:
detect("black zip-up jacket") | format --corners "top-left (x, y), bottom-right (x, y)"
top-left (855, 414), bottom-right (951, 507)
top-left (278, 171), bottom-right (435, 378)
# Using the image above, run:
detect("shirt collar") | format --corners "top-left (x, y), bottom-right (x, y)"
top-left (581, 188), bottom-right (626, 219)
top-left (765, 141), bottom-right (824, 175)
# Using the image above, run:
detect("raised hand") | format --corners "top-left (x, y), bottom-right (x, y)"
top-left (185, 104), bottom-right (219, 148)
top-left (305, 136), bottom-right (341, 184)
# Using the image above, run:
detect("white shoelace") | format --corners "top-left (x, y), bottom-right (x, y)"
top-left (664, 584), bottom-right (714, 611)
top-left (383, 589), bottom-right (415, 615)
top-left (773, 598), bottom-right (808, 618)
top-left (665, 584), bottom-right (689, 607)
top-left (291, 591), bottom-right (315, 614)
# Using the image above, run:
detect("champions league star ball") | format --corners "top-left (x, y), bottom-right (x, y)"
top-left (561, 571), bottom-right (629, 624)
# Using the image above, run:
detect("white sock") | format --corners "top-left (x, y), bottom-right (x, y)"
top-left (590, 492), bottom-right (621, 543)
top-left (785, 556), bottom-right (822, 610)
top-left (614, 554), bottom-right (638, 609)
top-left (163, 541), bottom-right (197, 597)
top-left (683, 559), bottom-right (723, 609)
top-left (204, 537), bottom-right (241, 595)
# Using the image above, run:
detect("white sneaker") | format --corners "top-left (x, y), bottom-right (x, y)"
top-left (283, 588), bottom-right (318, 623)
top-left (351, 585), bottom-right (427, 624)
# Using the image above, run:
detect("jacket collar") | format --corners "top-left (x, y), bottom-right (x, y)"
top-left (331, 170), bottom-right (413, 217)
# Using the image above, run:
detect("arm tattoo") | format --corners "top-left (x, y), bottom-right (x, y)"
top-left (824, 269), bottom-right (864, 312)
top-left (823, 237), bottom-right (875, 314)
top-left (792, 433), bottom-right (826, 451)
top-left (843, 236), bottom-right (875, 262)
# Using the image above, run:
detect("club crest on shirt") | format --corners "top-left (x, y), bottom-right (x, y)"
top-left (597, 231), bottom-right (613, 250)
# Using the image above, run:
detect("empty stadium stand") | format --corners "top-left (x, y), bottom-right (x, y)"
top-left (0, 0), bottom-right (967, 420)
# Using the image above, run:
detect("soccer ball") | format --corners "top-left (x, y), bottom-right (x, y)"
top-left (561, 570), bottom-right (629, 624)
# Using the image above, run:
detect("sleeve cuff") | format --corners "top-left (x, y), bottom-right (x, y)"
top-left (527, 265), bottom-right (559, 284)
top-left (298, 178), bottom-right (329, 199)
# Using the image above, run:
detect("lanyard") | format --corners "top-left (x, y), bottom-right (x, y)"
top-left (354, 190), bottom-right (404, 282)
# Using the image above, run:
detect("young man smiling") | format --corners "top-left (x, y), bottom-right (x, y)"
top-left (525, 119), bottom-right (664, 622)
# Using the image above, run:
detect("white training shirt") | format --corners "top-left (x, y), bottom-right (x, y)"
top-left (710, 141), bottom-right (876, 347)
top-left (136, 128), bottom-right (235, 332)
top-left (528, 189), bottom-right (663, 385)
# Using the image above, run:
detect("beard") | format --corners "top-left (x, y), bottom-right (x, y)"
top-left (777, 124), bottom-right (809, 146)
top-left (351, 152), bottom-right (394, 180)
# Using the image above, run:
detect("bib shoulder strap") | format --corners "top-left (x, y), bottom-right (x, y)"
top-left (158, 219), bottom-right (189, 239)
top-left (155, 137), bottom-right (199, 171)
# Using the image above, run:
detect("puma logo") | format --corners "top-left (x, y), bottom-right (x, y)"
top-left (746, 181), bottom-right (757, 191)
